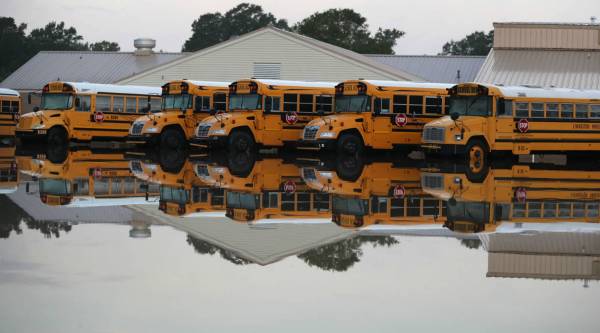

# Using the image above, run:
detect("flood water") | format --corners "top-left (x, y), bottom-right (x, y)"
top-left (1, 143), bottom-right (599, 333)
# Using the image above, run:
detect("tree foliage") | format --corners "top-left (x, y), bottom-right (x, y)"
top-left (182, 3), bottom-right (288, 52)
top-left (293, 8), bottom-right (404, 54)
top-left (0, 17), bottom-right (29, 81)
top-left (89, 40), bottom-right (120, 51)
top-left (440, 30), bottom-right (494, 56)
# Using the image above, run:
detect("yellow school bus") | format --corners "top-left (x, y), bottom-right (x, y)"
top-left (421, 83), bottom-right (600, 160)
top-left (19, 149), bottom-right (159, 206)
top-left (0, 88), bottom-right (20, 138)
top-left (129, 157), bottom-right (225, 216)
top-left (198, 154), bottom-right (331, 223)
top-left (302, 80), bottom-right (452, 153)
top-left (17, 82), bottom-right (161, 144)
top-left (0, 146), bottom-right (17, 194)
top-left (128, 80), bottom-right (229, 148)
top-left (421, 163), bottom-right (600, 233)
top-left (194, 79), bottom-right (336, 151)
top-left (300, 157), bottom-right (445, 229)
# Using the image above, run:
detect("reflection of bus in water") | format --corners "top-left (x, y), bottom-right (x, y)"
top-left (199, 153), bottom-right (331, 223)
top-left (0, 146), bottom-right (18, 194)
top-left (129, 156), bottom-right (224, 217)
top-left (0, 88), bottom-right (20, 138)
top-left (421, 163), bottom-right (600, 233)
top-left (300, 155), bottom-right (446, 229)
top-left (19, 149), bottom-right (159, 206)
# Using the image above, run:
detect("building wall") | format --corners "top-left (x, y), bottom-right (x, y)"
top-left (494, 23), bottom-right (600, 50)
top-left (118, 29), bottom-right (406, 86)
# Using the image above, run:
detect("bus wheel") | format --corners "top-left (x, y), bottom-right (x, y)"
top-left (228, 131), bottom-right (255, 152)
top-left (337, 132), bottom-right (363, 155)
top-left (161, 128), bottom-right (186, 150)
top-left (47, 127), bottom-right (68, 147)
top-left (465, 138), bottom-right (489, 183)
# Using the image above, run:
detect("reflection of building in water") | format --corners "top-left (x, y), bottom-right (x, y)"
top-left (480, 231), bottom-right (600, 284)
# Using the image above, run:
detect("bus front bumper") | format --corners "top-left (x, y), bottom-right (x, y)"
top-left (125, 134), bottom-right (155, 145)
top-left (299, 139), bottom-right (336, 150)
top-left (190, 135), bottom-right (226, 148)
top-left (16, 130), bottom-right (46, 141)
top-left (422, 143), bottom-right (466, 155)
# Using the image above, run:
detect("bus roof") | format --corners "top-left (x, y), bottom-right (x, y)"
top-left (0, 88), bottom-right (19, 97)
top-left (239, 79), bottom-right (337, 89)
top-left (359, 80), bottom-right (454, 90)
top-left (66, 196), bottom-right (160, 207)
top-left (472, 83), bottom-right (600, 100)
top-left (181, 80), bottom-right (231, 88)
top-left (59, 82), bottom-right (161, 96)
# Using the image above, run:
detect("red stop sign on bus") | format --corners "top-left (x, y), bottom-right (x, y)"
top-left (283, 180), bottom-right (296, 193)
top-left (394, 113), bottom-right (408, 127)
top-left (515, 187), bottom-right (527, 202)
top-left (517, 118), bottom-right (529, 133)
top-left (393, 185), bottom-right (406, 199)
top-left (94, 111), bottom-right (105, 123)
top-left (285, 112), bottom-right (298, 125)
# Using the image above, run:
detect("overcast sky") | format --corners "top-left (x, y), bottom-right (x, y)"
top-left (5, 0), bottom-right (600, 54)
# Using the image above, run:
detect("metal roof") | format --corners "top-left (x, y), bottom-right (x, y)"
top-left (367, 55), bottom-right (486, 83)
top-left (0, 51), bottom-right (186, 91)
top-left (242, 78), bottom-right (337, 88)
top-left (59, 82), bottom-right (161, 95)
top-left (361, 80), bottom-right (454, 89)
top-left (475, 49), bottom-right (600, 90)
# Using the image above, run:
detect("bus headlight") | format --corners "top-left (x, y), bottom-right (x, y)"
top-left (455, 133), bottom-right (463, 141)
top-left (319, 131), bottom-right (335, 138)
top-left (33, 124), bottom-right (45, 129)
top-left (209, 129), bottom-right (226, 135)
top-left (146, 127), bottom-right (158, 133)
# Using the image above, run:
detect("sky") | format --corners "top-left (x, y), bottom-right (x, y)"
top-left (4, 0), bottom-right (600, 54)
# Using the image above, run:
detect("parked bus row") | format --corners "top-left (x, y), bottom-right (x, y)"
top-left (9, 79), bottom-right (600, 159)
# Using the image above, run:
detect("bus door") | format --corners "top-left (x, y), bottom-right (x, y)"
top-left (494, 98), bottom-right (519, 152)
top-left (372, 97), bottom-right (392, 144)
top-left (262, 95), bottom-right (284, 145)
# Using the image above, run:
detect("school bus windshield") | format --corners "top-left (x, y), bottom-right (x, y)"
top-left (226, 192), bottom-right (259, 209)
top-left (332, 196), bottom-right (368, 216)
top-left (335, 95), bottom-right (371, 112)
top-left (162, 94), bottom-right (192, 110)
top-left (449, 95), bottom-right (491, 116)
top-left (447, 201), bottom-right (490, 223)
top-left (229, 94), bottom-right (262, 110)
top-left (160, 186), bottom-right (188, 204)
top-left (41, 93), bottom-right (73, 110)
top-left (39, 179), bottom-right (71, 195)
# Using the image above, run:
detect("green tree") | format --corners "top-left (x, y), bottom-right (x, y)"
top-left (183, 3), bottom-right (288, 52)
top-left (293, 9), bottom-right (404, 54)
top-left (0, 17), bottom-right (29, 81)
top-left (440, 30), bottom-right (494, 56)
top-left (89, 40), bottom-right (120, 51)
top-left (27, 21), bottom-right (89, 53)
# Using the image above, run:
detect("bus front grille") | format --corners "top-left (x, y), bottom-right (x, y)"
top-left (130, 122), bottom-right (145, 136)
top-left (421, 174), bottom-right (443, 190)
top-left (196, 125), bottom-right (211, 138)
top-left (303, 126), bottom-right (319, 140)
top-left (422, 127), bottom-right (445, 142)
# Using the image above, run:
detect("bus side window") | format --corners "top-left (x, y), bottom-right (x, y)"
top-left (126, 97), bottom-right (137, 113)
top-left (213, 93), bottom-right (227, 111)
top-left (96, 95), bottom-right (111, 112)
top-left (531, 103), bottom-right (544, 118)
top-left (316, 95), bottom-right (332, 113)
top-left (560, 104), bottom-right (573, 118)
top-left (77, 95), bottom-right (91, 112)
top-left (371, 197), bottom-right (388, 214)
top-left (262, 192), bottom-right (278, 208)
top-left (150, 97), bottom-right (161, 112)
top-left (283, 94), bottom-right (297, 112)
top-left (390, 198), bottom-right (404, 217)
top-left (494, 203), bottom-right (510, 221)
top-left (575, 104), bottom-right (589, 119)
top-left (409, 96), bottom-right (423, 115)
top-left (393, 95), bottom-right (407, 113)
top-left (113, 96), bottom-right (124, 113)
top-left (1, 100), bottom-right (10, 113)
top-left (443, 97), bottom-right (450, 114)
top-left (299, 94), bottom-right (313, 113)
top-left (497, 99), bottom-right (512, 116)
top-left (194, 96), bottom-right (210, 113)
top-left (546, 103), bottom-right (559, 118)
top-left (281, 192), bottom-right (294, 211)
top-left (515, 102), bottom-right (529, 118)
top-left (313, 193), bottom-right (330, 211)
top-left (374, 98), bottom-right (390, 114)
top-left (297, 193), bottom-right (310, 211)
top-left (425, 96), bottom-right (441, 114)
top-left (591, 105), bottom-right (600, 118)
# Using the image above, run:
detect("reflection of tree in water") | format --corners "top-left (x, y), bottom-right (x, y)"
top-left (186, 235), bottom-right (252, 266)
top-left (460, 239), bottom-right (482, 250)
top-left (298, 235), bottom-right (399, 272)
top-left (0, 195), bottom-right (72, 239)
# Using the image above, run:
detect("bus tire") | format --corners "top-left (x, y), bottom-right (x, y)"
top-left (465, 138), bottom-right (489, 183)
top-left (228, 130), bottom-right (255, 152)
top-left (161, 127), bottom-right (186, 150)
top-left (337, 132), bottom-right (364, 155)
top-left (47, 126), bottom-right (68, 147)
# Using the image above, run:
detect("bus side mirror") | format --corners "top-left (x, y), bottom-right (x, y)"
top-left (450, 112), bottom-right (460, 121)
top-left (75, 97), bottom-right (80, 108)
top-left (27, 94), bottom-right (32, 104)
top-left (33, 106), bottom-right (40, 112)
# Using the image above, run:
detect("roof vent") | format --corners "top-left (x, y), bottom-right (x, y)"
top-left (134, 38), bottom-right (156, 56)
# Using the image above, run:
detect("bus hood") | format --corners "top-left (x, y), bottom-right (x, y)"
top-left (425, 115), bottom-right (453, 128)
top-left (308, 114), bottom-right (365, 127)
